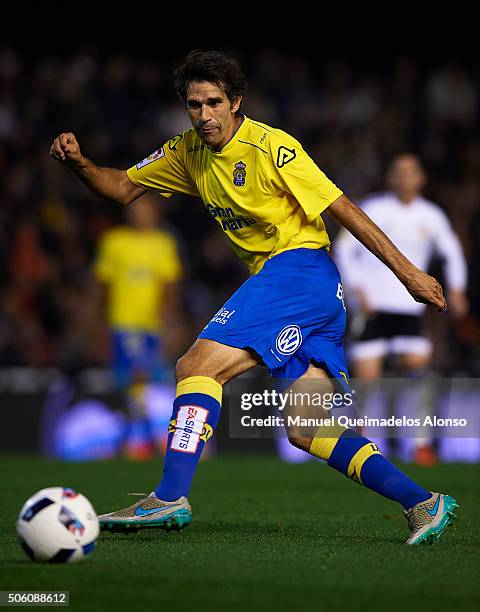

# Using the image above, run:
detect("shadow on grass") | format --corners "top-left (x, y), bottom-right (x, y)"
top-left (97, 520), bottom-right (407, 547)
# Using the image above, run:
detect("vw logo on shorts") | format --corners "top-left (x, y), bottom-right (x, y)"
top-left (275, 325), bottom-right (303, 355)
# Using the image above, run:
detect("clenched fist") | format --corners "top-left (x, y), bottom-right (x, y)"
top-left (50, 132), bottom-right (83, 166)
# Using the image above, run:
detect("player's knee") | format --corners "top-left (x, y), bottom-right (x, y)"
top-left (175, 353), bottom-right (196, 383)
top-left (175, 352), bottom-right (221, 385)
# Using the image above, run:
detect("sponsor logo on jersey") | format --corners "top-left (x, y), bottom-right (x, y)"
top-left (210, 308), bottom-right (236, 325)
top-left (136, 147), bottom-right (165, 170)
top-left (275, 325), bottom-right (302, 355)
top-left (233, 161), bottom-right (247, 186)
top-left (170, 405), bottom-right (209, 454)
top-left (207, 204), bottom-right (235, 219)
top-left (277, 146), bottom-right (296, 168)
top-left (220, 217), bottom-right (256, 231)
top-left (206, 204), bottom-right (257, 232)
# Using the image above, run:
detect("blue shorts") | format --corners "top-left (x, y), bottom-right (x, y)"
top-left (112, 330), bottom-right (163, 387)
top-left (198, 248), bottom-right (349, 386)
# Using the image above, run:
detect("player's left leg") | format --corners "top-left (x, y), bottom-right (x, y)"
top-left (286, 363), bottom-right (458, 544)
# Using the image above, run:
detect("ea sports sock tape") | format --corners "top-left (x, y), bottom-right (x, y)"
top-left (154, 376), bottom-right (222, 501)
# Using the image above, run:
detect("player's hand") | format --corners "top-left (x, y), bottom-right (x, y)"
top-left (50, 132), bottom-right (83, 166)
top-left (403, 269), bottom-right (447, 312)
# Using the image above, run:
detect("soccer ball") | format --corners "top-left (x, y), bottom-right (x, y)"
top-left (16, 487), bottom-right (99, 563)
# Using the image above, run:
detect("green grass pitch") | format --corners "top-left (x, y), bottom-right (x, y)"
top-left (1, 454), bottom-right (479, 611)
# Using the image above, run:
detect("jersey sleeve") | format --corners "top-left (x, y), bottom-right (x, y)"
top-left (127, 133), bottom-right (199, 198)
top-left (266, 133), bottom-right (343, 222)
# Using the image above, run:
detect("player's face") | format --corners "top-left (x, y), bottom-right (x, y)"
top-left (387, 155), bottom-right (426, 198)
top-left (186, 81), bottom-right (241, 151)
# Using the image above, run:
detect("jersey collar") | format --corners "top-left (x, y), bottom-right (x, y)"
top-left (209, 114), bottom-right (247, 155)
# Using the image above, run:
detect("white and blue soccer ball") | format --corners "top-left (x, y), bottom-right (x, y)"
top-left (16, 487), bottom-right (99, 563)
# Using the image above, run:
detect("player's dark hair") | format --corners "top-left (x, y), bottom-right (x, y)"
top-left (174, 50), bottom-right (246, 114)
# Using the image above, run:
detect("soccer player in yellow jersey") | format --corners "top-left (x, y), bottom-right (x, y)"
top-left (51, 50), bottom-right (457, 545)
top-left (95, 193), bottom-right (182, 458)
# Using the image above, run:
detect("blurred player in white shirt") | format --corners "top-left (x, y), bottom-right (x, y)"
top-left (335, 154), bottom-right (468, 464)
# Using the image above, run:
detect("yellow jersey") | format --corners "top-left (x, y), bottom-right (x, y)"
top-left (95, 226), bottom-right (182, 332)
top-left (127, 116), bottom-right (342, 275)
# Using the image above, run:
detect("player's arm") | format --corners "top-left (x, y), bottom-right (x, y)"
top-left (327, 194), bottom-right (447, 311)
top-left (50, 132), bottom-right (145, 205)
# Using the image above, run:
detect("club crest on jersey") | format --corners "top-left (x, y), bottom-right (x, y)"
top-left (233, 161), bottom-right (247, 186)
top-left (136, 147), bottom-right (165, 169)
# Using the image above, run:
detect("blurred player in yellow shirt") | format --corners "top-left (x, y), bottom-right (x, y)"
top-left (95, 193), bottom-right (182, 458)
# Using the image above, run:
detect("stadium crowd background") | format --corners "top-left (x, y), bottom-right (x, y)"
top-left (1, 45), bottom-right (479, 377)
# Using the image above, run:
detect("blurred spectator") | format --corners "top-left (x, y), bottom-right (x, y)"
top-left (334, 154), bottom-right (468, 464)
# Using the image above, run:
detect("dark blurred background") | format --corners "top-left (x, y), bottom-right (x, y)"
top-left (1, 11), bottom-right (479, 456)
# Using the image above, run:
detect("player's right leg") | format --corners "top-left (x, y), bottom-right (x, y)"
top-left (98, 339), bottom-right (259, 532)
